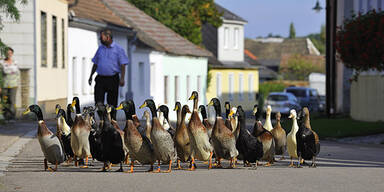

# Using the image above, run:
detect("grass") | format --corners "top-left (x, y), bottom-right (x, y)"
top-left (280, 116), bottom-right (384, 139)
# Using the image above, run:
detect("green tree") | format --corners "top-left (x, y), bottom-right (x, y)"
top-left (127, 0), bottom-right (223, 45)
top-left (289, 22), bottom-right (296, 39)
top-left (280, 54), bottom-right (325, 80)
top-left (0, 0), bottom-right (28, 56)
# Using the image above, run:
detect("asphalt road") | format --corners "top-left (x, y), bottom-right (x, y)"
top-left (1, 138), bottom-right (384, 192)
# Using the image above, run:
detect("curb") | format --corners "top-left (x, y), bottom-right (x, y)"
top-left (0, 129), bottom-right (36, 177)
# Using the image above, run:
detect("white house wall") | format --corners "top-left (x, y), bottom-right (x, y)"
top-left (67, 27), bottom-right (98, 107)
top-left (217, 21), bottom-right (245, 62)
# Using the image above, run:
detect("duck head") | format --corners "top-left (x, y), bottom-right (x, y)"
top-left (71, 97), bottom-right (81, 114)
top-left (188, 91), bottom-right (199, 110)
top-left (142, 110), bottom-right (151, 120)
top-left (198, 105), bottom-right (207, 119)
top-left (173, 102), bottom-right (181, 112)
top-left (55, 104), bottom-right (61, 115)
top-left (23, 105), bottom-right (44, 121)
top-left (275, 112), bottom-right (281, 122)
top-left (288, 109), bottom-right (297, 119)
top-left (157, 105), bottom-right (169, 122)
top-left (235, 106), bottom-right (245, 120)
top-left (56, 108), bottom-right (66, 120)
top-left (252, 104), bottom-right (258, 116)
top-left (139, 99), bottom-right (157, 118)
top-left (225, 101), bottom-right (231, 118)
top-left (266, 105), bottom-right (272, 116)
top-left (117, 100), bottom-right (136, 120)
top-left (182, 105), bottom-right (191, 115)
top-left (208, 98), bottom-right (221, 117)
top-left (95, 102), bottom-right (107, 121)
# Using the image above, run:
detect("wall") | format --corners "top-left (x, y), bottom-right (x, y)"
top-left (206, 68), bottom-right (259, 112)
top-left (0, 0), bottom-right (35, 111)
top-left (217, 21), bottom-right (245, 62)
top-left (67, 27), bottom-right (98, 107)
top-left (350, 73), bottom-right (384, 121)
top-left (35, 0), bottom-right (68, 115)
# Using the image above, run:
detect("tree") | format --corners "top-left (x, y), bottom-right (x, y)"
top-left (127, 0), bottom-right (223, 45)
top-left (289, 22), bottom-right (296, 39)
top-left (279, 54), bottom-right (325, 80)
top-left (307, 25), bottom-right (325, 54)
top-left (0, 0), bottom-right (28, 56)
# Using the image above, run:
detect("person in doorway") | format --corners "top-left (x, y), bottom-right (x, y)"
top-left (88, 29), bottom-right (129, 117)
top-left (0, 47), bottom-right (20, 120)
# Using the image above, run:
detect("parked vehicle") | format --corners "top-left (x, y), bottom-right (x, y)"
top-left (284, 87), bottom-right (320, 112)
top-left (265, 92), bottom-right (301, 116)
top-left (318, 95), bottom-right (326, 112)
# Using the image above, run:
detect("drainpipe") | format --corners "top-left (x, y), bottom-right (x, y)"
top-left (33, 0), bottom-right (37, 104)
top-left (126, 32), bottom-right (137, 100)
top-left (326, 0), bottom-right (337, 117)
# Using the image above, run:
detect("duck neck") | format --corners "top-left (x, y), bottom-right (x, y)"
top-left (75, 103), bottom-right (80, 115)
top-left (292, 118), bottom-right (299, 132)
top-left (149, 104), bottom-right (157, 118)
top-left (305, 115), bottom-right (311, 129)
top-left (66, 110), bottom-right (73, 126)
top-left (35, 110), bottom-right (44, 121)
top-left (225, 107), bottom-right (230, 119)
top-left (193, 97), bottom-right (198, 111)
top-left (181, 111), bottom-right (188, 126)
top-left (276, 118), bottom-right (281, 128)
top-left (59, 116), bottom-right (71, 135)
top-left (200, 108), bottom-right (208, 120)
top-left (264, 112), bottom-right (273, 131)
top-left (176, 108), bottom-right (182, 127)
top-left (214, 104), bottom-right (222, 118)
top-left (238, 115), bottom-right (246, 134)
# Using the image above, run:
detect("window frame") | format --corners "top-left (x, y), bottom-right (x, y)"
top-left (41, 11), bottom-right (47, 67)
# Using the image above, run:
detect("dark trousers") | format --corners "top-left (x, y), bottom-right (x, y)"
top-left (94, 74), bottom-right (119, 110)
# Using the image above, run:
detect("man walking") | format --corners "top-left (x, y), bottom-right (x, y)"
top-left (89, 29), bottom-right (129, 116)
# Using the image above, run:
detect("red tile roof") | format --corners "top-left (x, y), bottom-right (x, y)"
top-left (102, 0), bottom-right (212, 57)
top-left (244, 49), bottom-right (258, 60)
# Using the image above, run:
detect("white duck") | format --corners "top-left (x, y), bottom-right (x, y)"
top-left (287, 109), bottom-right (299, 167)
top-left (263, 105), bottom-right (273, 132)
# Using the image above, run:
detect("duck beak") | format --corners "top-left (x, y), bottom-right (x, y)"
top-left (188, 94), bottom-right (195, 100)
top-left (207, 100), bottom-right (214, 106)
top-left (23, 108), bottom-right (30, 115)
top-left (139, 102), bottom-right (147, 109)
top-left (55, 108), bottom-right (59, 115)
top-left (252, 107), bottom-right (257, 115)
top-left (173, 105), bottom-right (178, 111)
top-left (228, 110), bottom-right (234, 117)
top-left (71, 100), bottom-right (76, 108)
top-left (288, 114), bottom-right (293, 119)
top-left (116, 104), bottom-right (123, 110)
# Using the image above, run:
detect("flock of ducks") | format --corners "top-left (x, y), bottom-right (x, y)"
top-left (22, 91), bottom-right (320, 173)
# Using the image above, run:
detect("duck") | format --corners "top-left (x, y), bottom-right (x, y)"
top-left (140, 99), bottom-right (175, 173)
top-left (296, 107), bottom-right (320, 168)
top-left (224, 101), bottom-right (233, 131)
top-left (23, 105), bottom-right (65, 171)
top-left (66, 104), bottom-right (74, 127)
top-left (174, 102), bottom-right (182, 127)
top-left (96, 103), bottom-right (126, 172)
top-left (106, 105), bottom-right (129, 165)
top-left (142, 110), bottom-right (152, 141)
top-left (235, 106), bottom-right (263, 168)
top-left (70, 97), bottom-right (91, 168)
top-left (271, 112), bottom-right (287, 160)
top-left (198, 105), bottom-right (212, 139)
top-left (263, 105), bottom-right (273, 132)
top-left (302, 107), bottom-right (320, 166)
top-left (117, 100), bottom-right (156, 173)
top-left (252, 105), bottom-right (275, 166)
top-left (208, 98), bottom-right (238, 168)
top-left (56, 108), bottom-right (74, 163)
top-left (287, 109), bottom-right (299, 167)
top-left (174, 104), bottom-right (192, 169)
top-left (158, 105), bottom-right (176, 138)
top-left (187, 91), bottom-right (213, 170)
top-left (253, 104), bottom-right (262, 122)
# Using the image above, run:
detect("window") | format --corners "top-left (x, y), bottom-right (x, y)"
top-left (197, 75), bottom-right (201, 98)
top-left (174, 76), bottom-right (179, 102)
top-left (150, 63), bottom-right (156, 96)
top-left (234, 28), bottom-right (239, 49)
top-left (224, 27), bottom-right (229, 49)
top-left (248, 74), bottom-right (254, 101)
top-left (72, 57), bottom-right (79, 95)
top-left (139, 62), bottom-right (145, 94)
top-left (52, 16), bottom-right (57, 68)
top-left (186, 75), bottom-right (190, 99)
top-left (228, 73), bottom-right (234, 101)
top-left (164, 76), bottom-right (169, 104)
top-left (239, 73), bottom-right (244, 101)
top-left (216, 73), bottom-right (222, 98)
top-left (82, 57), bottom-right (87, 95)
top-left (41, 12), bottom-right (47, 67)
top-left (62, 19), bottom-right (65, 68)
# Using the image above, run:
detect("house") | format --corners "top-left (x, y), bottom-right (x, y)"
top-left (100, 0), bottom-right (212, 121)
top-left (245, 37), bottom-right (321, 75)
top-left (244, 49), bottom-right (277, 82)
top-left (202, 3), bottom-right (259, 113)
top-left (67, 0), bottom-right (135, 111)
top-left (0, 0), bottom-right (68, 118)
top-left (327, 0), bottom-right (384, 121)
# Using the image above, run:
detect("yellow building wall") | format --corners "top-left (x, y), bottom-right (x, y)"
top-left (206, 68), bottom-right (259, 112)
top-left (35, 0), bottom-right (68, 115)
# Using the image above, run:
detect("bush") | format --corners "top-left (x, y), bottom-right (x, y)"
top-left (259, 81), bottom-right (287, 99)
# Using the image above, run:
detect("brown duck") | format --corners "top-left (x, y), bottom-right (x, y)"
top-left (174, 104), bottom-right (192, 169)
top-left (271, 112), bottom-right (287, 159)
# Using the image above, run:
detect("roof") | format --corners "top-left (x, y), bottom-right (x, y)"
top-left (245, 38), bottom-right (319, 60)
top-left (68, 0), bottom-right (128, 27)
top-left (102, 0), bottom-right (212, 57)
top-left (244, 49), bottom-right (277, 80)
top-left (215, 3), bottom-right (247, 23)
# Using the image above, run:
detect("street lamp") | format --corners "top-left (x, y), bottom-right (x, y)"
top-left (313, 0), bottom-right (323, 12)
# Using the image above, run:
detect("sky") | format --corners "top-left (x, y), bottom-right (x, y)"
top-left (215, 0), bottom-right (326, 38)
